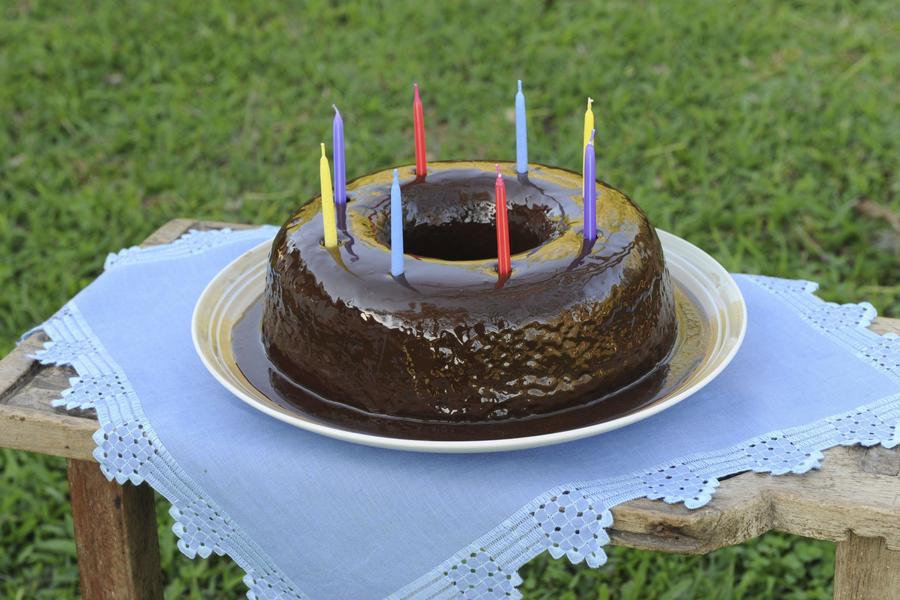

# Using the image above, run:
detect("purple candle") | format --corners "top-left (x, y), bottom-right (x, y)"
top-left (583, 129), bottom-right (597, 241)
top-left (333, 105), bottom-right (346, 205)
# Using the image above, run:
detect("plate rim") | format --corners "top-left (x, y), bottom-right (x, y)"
top-left (192, 230), bottom-right (747, 453)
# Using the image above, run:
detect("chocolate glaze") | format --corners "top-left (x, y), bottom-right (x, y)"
top-left (260, 162), bottom-right (677, 425)
top-left (236, 298), bottom-right (686, 440)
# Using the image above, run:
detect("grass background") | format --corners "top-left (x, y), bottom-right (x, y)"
top-left (1, 0), bottom-right (897, 597)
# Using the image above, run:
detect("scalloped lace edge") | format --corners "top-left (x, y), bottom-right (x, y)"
top-left (27, 230), bottom-right (900, 600)
top-left (34, 302), bottom-right (305, 599)
top-left (33, 228), bottom-right (304, 600)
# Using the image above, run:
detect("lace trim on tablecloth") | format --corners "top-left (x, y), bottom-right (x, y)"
top-left (35, 228), bottom-right (304, 600)
top-left (104, 227), bottom-right (276, 271)
top-left (34, 302), bottom-right (305, 600)
top-left (30, 230), bottom-right (900, 600)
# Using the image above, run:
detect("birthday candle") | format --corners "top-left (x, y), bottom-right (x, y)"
top-left (582, 97), bottom-right (594, 151)
top-left (413, 83), bottom-right (427, 177)
top-left (390, 169), bottom-right (404, 277)
top-left (583, 130), bottom-right (597, 241)
top-left (495, 165), bottom-right (511, 277)
top-left (515, 80), bottom-right (528, 174)
top-left (319, 143), bottom-right (338, 248)
top-left (582, 97), bottom-right (594, 198)
top-left (333, 105), bottom-right (346, 205)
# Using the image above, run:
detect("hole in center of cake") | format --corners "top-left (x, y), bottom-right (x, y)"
top-left (403, 215), bottom-right (548, 261)
top-left (377, 169), bottom-right (558, 261)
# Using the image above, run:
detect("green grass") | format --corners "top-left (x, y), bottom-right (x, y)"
top-left (0, 0), bottom-right (897, 597)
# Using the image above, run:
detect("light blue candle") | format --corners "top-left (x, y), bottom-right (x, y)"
top-left (390, 169), bottom-right (404, 276)
top-left (333, 105), bottom-right (346, 205)
top-left (515, 80), bottom-right (528, 174)
top-left (583, 130), bottom-right (597, 241)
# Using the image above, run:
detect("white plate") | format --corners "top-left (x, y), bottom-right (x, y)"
top-left (192, 230), bottom-right (746, 453)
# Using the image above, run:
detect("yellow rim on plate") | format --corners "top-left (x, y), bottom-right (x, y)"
top-left (192, 230), bottom-right (746, 453)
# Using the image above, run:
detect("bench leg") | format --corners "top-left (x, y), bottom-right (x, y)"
top-left (834, 533), bottom-right (900, 600)
top-left (67, 459), bottom-right (163, 600)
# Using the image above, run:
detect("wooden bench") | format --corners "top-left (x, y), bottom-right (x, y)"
top-left (1, 219), bottom-right (898, 600)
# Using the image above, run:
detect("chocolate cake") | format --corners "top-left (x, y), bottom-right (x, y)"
top-left (260, 161), bottom-right (677, 425)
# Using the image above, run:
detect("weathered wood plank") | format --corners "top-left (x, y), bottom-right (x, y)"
top-left (1, 333), bottom-right (77, 409)
top-left (0, 332), bottom-right (97, 459)
top-left (834, 533), bottom-right (900, 600)
top-left (192, 219), bottom-right (258, 232)
top-left (139, 218), bottom-right (198, 246)
top-left (871, 317), bottom-right (900, 336)
top-left (0, 330), bottom-right (45, 405)
top-left (68, 459), bottom-right (163, 600)
top-left (140, 218), bottom-right (256, 245)
top-left (609, 445), bottom-right (900, 553)
top-left (0, 404), bottom-right (97, 460)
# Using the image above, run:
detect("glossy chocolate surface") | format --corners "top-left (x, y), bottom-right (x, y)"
top-left (260, 162), bottom-right (677, 425)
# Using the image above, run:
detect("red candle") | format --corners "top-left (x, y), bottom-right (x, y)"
top-left (495, 165), bottom-right (511, 277)
top-left (413, 83), bottom-right (427, 177)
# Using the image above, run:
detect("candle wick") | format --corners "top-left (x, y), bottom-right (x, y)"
top-left (332, 104), bottom-right (340, 116)
top-left (517, 79), bottom-right (522, 93)
top-left (495, 164), bottom-right (502, 176)
top-left (587, 97), bottom-right (593, 109)
top-left (320, 142), bottom-right (326, 157)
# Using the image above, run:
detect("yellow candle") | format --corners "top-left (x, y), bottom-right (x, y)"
top-left (582, 97), bottom-right (594, 191)
top-left (582, 97), bottom-right (595, 151)
top-left (319, 143), bottom-right (338, 248)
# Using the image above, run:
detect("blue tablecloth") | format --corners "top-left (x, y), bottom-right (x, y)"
top-left (30, 227), bottom-right (899, 599)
